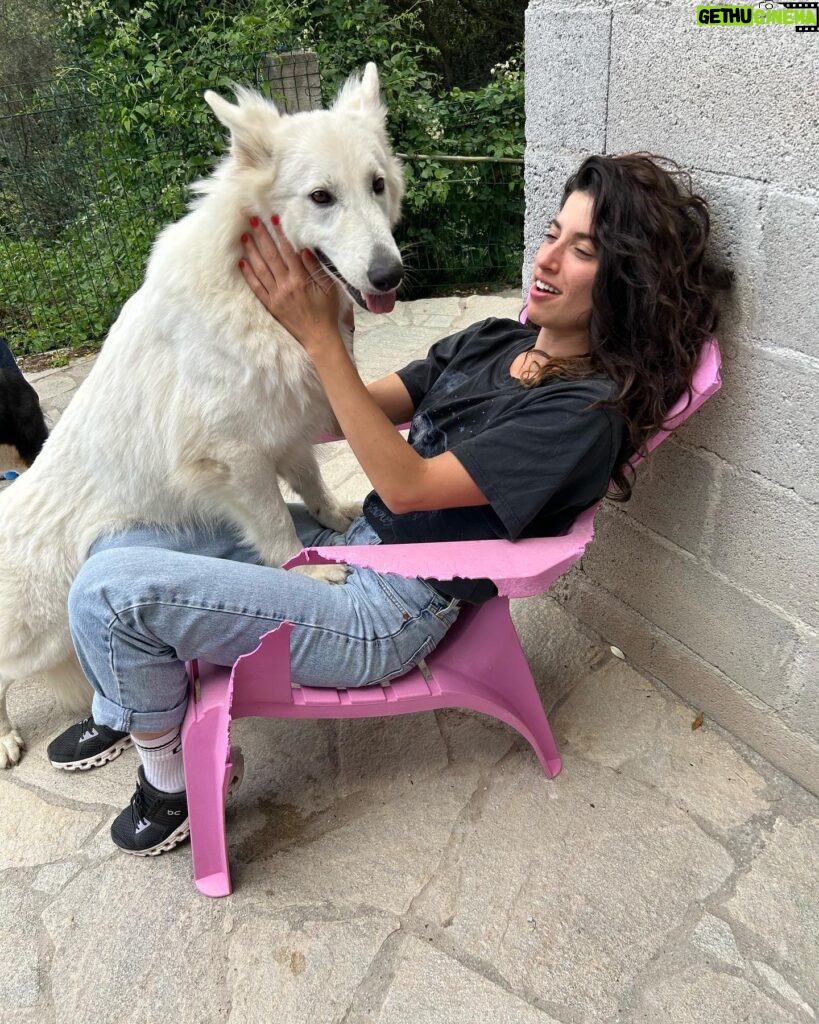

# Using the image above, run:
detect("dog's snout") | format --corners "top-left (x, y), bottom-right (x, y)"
top-left (367, 251), bottom-right (403, 293)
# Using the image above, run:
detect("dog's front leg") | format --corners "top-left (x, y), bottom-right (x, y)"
top-left (282, 448), bottom-right (361, 534)
top-left (220, 465), bottom-right (349, 585)
top-left (0, 676), bottom-right (24, 768)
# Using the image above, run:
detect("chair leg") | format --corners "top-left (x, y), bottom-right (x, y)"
top-left (482, 607), bottom-right (562, 778)
top-left (430, 599), bottom-right (562, 778)
top-left (500, 674), bottom-right (563, 779)
top-left (181, 667), bottom-right (235, 898)
top-left (466, 660), bottom-right (562, 778)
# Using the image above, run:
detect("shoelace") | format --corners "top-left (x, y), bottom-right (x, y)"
top-left (78, 716), bottom-right (96, 741)
top-left (129, 781), bottom-right (154, 829)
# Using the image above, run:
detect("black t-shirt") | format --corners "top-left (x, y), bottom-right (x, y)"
top-left (362, 318), bottom-right (627, 603)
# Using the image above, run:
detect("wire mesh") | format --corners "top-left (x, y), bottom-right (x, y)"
top-left (397, 154), bottom-right (523, 298)
top-left (0, 54), bottom-right (522, 357)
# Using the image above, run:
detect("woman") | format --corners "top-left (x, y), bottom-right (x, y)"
top-left (48, 153), bottom-right (731, 856)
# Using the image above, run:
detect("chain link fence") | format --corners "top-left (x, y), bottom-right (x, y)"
top-left (0, 53), bottom-right (522, 357)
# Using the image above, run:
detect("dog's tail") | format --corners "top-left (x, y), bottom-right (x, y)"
top-left (43, 654), bottom-right (93, 712)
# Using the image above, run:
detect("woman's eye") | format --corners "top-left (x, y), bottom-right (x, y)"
top-left (310, 190), bottom-right (334, 205)
top-left (544, 233), bottom-right (557, 242)
top-left (373, 176), bottom-right (385, 194)
top-left (576, 249), bottom-right (594, 258)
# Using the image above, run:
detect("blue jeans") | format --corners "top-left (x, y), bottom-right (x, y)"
top-left (68, 506), bottom-right (461, 734)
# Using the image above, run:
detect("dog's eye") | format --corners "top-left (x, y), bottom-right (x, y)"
top-left (372, 176), bottom-right (385, 195)
top-left (310, 190), bottom-right (334, 205)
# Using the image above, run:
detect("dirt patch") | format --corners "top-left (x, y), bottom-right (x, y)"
top-left (18, 344), bottom-right (100, 374)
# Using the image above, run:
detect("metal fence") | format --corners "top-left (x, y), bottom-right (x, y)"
top-left (0, 56), bottom-right (522, 356)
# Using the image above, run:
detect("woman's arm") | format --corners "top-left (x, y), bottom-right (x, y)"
top-left (367, 373), bottom-right (416, 426)
top-left (240, 218), bottom-right (489, 514)
top-left (326, 374), bottom-right (411, 437)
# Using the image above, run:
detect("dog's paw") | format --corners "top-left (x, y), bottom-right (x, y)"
top-left (313, 506), bottom-right (356, 533)
top-left (313, 500), bottom-right (364, 534)
top-left (339, 500), bottom-right (364, 522)
top-left (0, 729), bottom-right (25, 768)
top-left (289, 562), bottom-right (350, 585)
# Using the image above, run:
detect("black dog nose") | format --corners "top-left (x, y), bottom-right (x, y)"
top-left (367, 250), bottom-right (403, 292)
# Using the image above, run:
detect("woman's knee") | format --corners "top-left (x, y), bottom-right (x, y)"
top-left (68, 547), bottom-right (161, 627)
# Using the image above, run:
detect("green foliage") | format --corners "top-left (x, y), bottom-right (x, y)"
top-left (381, 0), bottom-right (527, 90)
top-left (0, 0), bottom-right (524, 356)
top-left (0, 0), bottom-right (66, 95)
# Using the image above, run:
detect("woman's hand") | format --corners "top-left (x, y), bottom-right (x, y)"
top-left (239, 215), bottom-right (343, 357)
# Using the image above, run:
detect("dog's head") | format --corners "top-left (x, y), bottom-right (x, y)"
top-left (204, 63), bottom-right (404, 314)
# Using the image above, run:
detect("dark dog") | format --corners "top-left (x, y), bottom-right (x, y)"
top-left (0, 338), bottom-right (48, 466)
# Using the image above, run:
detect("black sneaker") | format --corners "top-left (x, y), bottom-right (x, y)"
top-left (47, 715), bottom-right (133, 771)
top-left (111, 748), bottom-right (245, 857)
top-left (111, 766), bottom-right (190, 856)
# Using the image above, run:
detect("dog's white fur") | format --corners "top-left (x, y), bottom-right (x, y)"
top-left (0, 63), bottom-right (404, 767)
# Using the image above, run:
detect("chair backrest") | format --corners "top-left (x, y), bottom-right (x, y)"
top-left (635, 335), bottom-right (722, 462)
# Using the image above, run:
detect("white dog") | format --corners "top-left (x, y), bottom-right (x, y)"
top-left (0, 63), bottom-right (404, 767)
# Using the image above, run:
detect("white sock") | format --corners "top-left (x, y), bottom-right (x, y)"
top-left (133, 728), bottom-right (185, 793)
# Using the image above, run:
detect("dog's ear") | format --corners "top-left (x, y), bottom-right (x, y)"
top-left (204, 87), bottom-right (280, 168)
top-left (383, 155), bottom-right (406, 228)
top-left (331, 62), bottom-right (386, 124)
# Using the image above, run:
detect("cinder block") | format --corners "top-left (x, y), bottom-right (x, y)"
top-left (710, 469), bottom-right (819, 628)
top-left (554, 562), bottom-right (654, 658)
top-left (608, 10), bottom-right (818, 190)
top-left (511, 591), bottom-right (608, 712)
top-left (529, 0), bottom-right (692, 7)
top-left (757, 191), bottom-right (819, 358)
top-left (557, 572), bottom-right (819, 795)
top-left (626, 439), bottom-right (717, 556)
top-left (524, 7), bottom-right (610, 154)
top-left (528, 0), bottom-right (611, 9)
top-left (686, 170), bottom-right (765, 347)
top-left (677, 344), bottom-right (819, 504)
top-left (783, 630), bottom-right (819, 738)
top-left (523, 152), bottom-right (590, 291)
top-left (582, 507), bottom-right (800, 705)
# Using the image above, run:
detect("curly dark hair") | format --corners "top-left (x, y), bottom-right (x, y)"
top-left (523, 153), bottom-right (733, 500)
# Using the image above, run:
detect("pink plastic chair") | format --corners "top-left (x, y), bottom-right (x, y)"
top-left (181, 337), bottom-right (722, 897)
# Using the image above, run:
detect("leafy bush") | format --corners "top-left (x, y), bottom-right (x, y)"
top-left (0, 0), bottom-right (524, 355)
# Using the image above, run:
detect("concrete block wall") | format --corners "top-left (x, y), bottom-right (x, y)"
top-left (524, 1), bottom-right (819, 794)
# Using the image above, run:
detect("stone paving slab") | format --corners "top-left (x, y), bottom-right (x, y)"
top-left (1, 293), bottom-right (818, 1023)
top-left (372, 936), bottom-right (564, 1024)
top-left (553, 660), bottom-right (770, 834)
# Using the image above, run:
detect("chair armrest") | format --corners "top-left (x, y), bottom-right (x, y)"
top-left (284, 503), bottom-right (599, 599)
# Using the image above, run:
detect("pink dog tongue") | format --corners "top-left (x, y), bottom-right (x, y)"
top-left (364, 290), bottom-right (397, 314)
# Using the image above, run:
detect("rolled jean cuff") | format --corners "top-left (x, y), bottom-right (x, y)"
top-left (91, 689), bottom-right (189, 735)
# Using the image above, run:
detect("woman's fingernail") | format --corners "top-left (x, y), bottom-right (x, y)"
top-left (238, 259), bottom-right (245, 269)
top-left (249, 216), bottom-right (260, 228)
top-left (271, 214), bottom-right (280, 226)
top-left (240, 233), bottom-right (249, 244)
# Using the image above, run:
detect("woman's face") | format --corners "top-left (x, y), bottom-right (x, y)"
top-left (526, 190), bottom-right (598, 337)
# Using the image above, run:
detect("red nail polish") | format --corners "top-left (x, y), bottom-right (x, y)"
top-left (271, 214), bottom-right (280, 226)
top-left (240, 233), bottom-right (249, 244)
top-left (249, 216), bottom-right (260, 228)
top-left (238, 259), bottom-right (245, 269)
